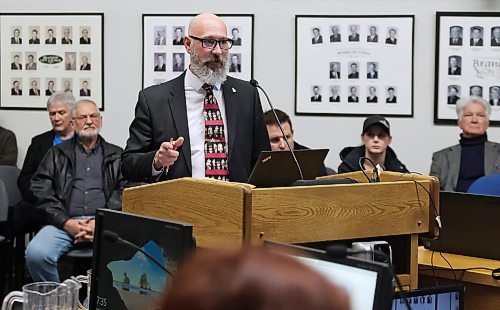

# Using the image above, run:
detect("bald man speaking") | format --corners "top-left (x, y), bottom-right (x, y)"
top-left (122, 13), bottom-right (270, 183)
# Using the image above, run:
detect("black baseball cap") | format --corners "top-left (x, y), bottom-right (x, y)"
top-left (362, 115), bottom-right (390, 135)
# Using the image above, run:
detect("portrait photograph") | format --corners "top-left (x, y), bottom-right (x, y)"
top-left (296, 15), bottom-right (414, 116)
top-left (172, 52), bottom-right (185, 72)
top-left (1, 13), bottom-right (103, 110)
top-left (153, 26), bottom-right (166, 46)
top-left (311, 27), bottom-right (323, 44)
top-left (435, 12), bottom-right (500, 124)
top-left (29, 26), bottom-right (40, 44)
top-left (143, 14), bottom-right (254, 88)
top-left (11, 26), bottom-right (22, 44)
top-left (447, 85), bottom-right (461, 105)
top-left (80, 79), bottom-right (91, 97)
top-left (489, 86), bottom-right (500, 105)
top-left (11, 78), bottom-right (22, 96)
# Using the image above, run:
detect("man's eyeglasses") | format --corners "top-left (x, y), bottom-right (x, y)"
top-left (74, 113), bottom-right (100, 122)
top-left (189, 35), bottom-right (234, 50)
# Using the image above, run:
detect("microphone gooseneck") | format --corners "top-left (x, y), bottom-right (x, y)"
top-left (250, 79), bottom-right (304, 181)
top-left (102, 230), bottom-right (175, 278)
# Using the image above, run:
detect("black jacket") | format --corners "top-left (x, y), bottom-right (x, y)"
top-left (338, 145), bottom-right (408, 173)
top-left (18, 130), bottom-right (55, 202)
top-left (31, 136), bottom-right (124, 229)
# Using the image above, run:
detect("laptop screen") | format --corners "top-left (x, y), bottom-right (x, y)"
top-left (264, 241), bottom-right (393, 310)
top-left (392, 285), bottom-right (464, 310)
top-left (89, 209), bottom-right (195, 310)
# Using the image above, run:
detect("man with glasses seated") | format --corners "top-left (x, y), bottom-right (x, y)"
top-left (122, 13), bottom-right (270, 183)
top-left (26, 99), bottom-right (124, 282)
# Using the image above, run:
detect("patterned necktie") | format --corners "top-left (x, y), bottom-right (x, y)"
top-left (202, 83), bottom-right (229, 181)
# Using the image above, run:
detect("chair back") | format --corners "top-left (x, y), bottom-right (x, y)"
top-left (0, 165), bottom-right (22, 206)
top-left (467, 174), bottom-right (500, 196)
top-left (0, 180), bottom-right (9, 222)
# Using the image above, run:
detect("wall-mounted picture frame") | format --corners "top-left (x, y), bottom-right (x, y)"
top-left (0, 13), bottom-right (104, 110)
top-left (435, 12), bottom-right (500, 125)
top-left (295, 15), bottom-right (414, 117)
top-left (142, 14), bottom-right (254, 89)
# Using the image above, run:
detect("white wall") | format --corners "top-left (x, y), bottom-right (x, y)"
top-left (1, 0), bottom-right (500, 174)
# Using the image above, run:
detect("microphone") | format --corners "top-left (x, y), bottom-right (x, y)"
top-left (250, 79), bottom-right (304, 180)
top-left (102, 230), bottom-right (175, 278)
top-left (326, 244), bottom-right (412, 310)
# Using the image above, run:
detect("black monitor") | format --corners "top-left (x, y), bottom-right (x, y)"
top-left (89, 209), bottom-right (195, 310)
top-left (264, 241), bottom-right (394, 310)
top-left (392, 285), bottom-right (464, 310)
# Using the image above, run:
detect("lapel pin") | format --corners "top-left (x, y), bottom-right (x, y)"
top-left (232, 87), bottom-right (236, 93)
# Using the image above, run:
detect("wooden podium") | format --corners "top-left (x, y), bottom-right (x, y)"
top-left (122, 171), bottom-right (438, 289)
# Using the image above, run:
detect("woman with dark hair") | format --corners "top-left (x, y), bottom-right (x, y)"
top-left (160, 247), bottom-right (350, 310)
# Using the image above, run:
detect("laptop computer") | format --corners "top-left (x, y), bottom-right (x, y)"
top-left (392, 285), bottom-right (464, 310)
top-left (89, 209), bottom-right (195, 310)
top-left (247, 149), bottom-right (329, 187)
top-left (425, 191), bottom-right (500, 260)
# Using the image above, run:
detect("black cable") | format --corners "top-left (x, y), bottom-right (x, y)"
top-left (439, 251), bottom-right (457, 281)
top-left (358, 157), bottom-right (378, 183)
top-left (430, 250), bottom-right (439, 287)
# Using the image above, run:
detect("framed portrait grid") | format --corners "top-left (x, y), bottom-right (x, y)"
top-left (142, 14), bottom-right (254, 89)
top-left (0, 13), bottom-right (104, 110)
top-left (435, 12), bottom-right (500, 125)
top-left (295, 15), bottom-right (414, 117)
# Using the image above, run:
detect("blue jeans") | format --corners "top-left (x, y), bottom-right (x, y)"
top-left (26, 217), bottom-right (93, 282)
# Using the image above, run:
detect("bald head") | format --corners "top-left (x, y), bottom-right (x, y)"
top-left (188, 13), bottom-right (227, 37)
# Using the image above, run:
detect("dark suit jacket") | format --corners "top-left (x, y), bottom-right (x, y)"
top-left (18, 130), bottom-right (55, 202)
top-left (348, 95), bottom-right (359, 103)
top-left (470, 38), bottom-right (483, 46)
top-left (45, 37), bottom-right (56, 44)
top-left (448, 95), bottom-right (459, 105)
top-left (233, 37), bottom-right (242, 46)
top-left (492, 39), bottom-right (500, 46)
top-left (348, 72), bottom-right (359, 79)
top-left (80, 37), bottom-right (91, 44)
top-left (312, 36), bottom-right (323, 44)
top-left (154, 64), bottom-right (165, 72)
top-left (367, 71), bottom-right (378, 79)
top-left (46, 89), bottom-right (55, 96)
top-left (11, 62), bottom-right (21, 70)
top-left (29, 88), bottom-right (40, 96)
top-left (330, 71), bottom-right (340, 79)
top-left (173, 38), bottom-right (184, 45)
top-left (330, 34), bottom-right (341, 42)
top-left (367, 96), bottom-right (378, 103)
top-left (329, 96), bottom-right (340, 102)
top-left (11, 88), bottom-right (22, 95)
top-left (121, 72), bottom-right (271, 183)
top-left (11, 37), bottom-right (22, 44)
top-left (80, 89), bottom-right (91, 96)
top-left (385, 37), bottom-right (397, 45)
top-left (61, 37), bottom-right (72, 44)
top-left (448, 67), bottom-right (461, 75)
top-left (386, 96), bottom-right (397, 103)
top-left (449, 37), bottom-right (462, 45)
top-left (229, 64), bottom-right (241, 72)
top-left (29, 38), bottom-right (40, 44)
top-left (367, 35), bottom-right (378, 42)
top-left (311, 95), bottom-right (322, 102)
top-left (348, 34), bottom-right (360, 41)
top-left (80, 63), bottom-right (91, 70)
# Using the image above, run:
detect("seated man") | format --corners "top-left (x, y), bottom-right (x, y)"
top-left (338, 115), bottom-right (408, 173)
top-left (15, 92), bottom-right (76, 235)
top-left (26, 99), bottom-right (124, 282)
top-left (0, 126), bottom-right (17, 166)
top-left (264, 109), bottom-right (329, 176)
top-left (430, 97), bottom-right (500, 192)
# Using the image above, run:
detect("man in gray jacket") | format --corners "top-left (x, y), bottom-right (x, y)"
top-left (430, 97), bottom-right (500, 192)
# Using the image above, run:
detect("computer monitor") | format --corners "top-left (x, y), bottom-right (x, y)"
top-left (264, 241), bottom-right (394, 310)
top-left (89, 209), bottom-right (195, 310)
top-left (392, 285), bottom-right (464, 310)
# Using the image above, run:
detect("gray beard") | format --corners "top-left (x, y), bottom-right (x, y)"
top-left (189, 47), bottom-right (229, 85)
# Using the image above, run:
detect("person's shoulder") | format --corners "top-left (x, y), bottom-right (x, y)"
top-left (0, 126), bottom-right (15, 137)
top-left (294, 141), bottom-right (309, 150)
top-left (486, 140), bottom-right (500, 150)
top-left (143, 73), bottom-right (185, 95)
top-left (100, 136), bottom-right (124, 154)
top-left (31, 130), bottom-right (55, 144)
top-left (224, 76), bottom-right (254, 91)
top-left (432, 143), bottom-right (459, 157)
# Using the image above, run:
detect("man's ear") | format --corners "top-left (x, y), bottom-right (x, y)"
top-left (184, 36), bottom-right (192, 53)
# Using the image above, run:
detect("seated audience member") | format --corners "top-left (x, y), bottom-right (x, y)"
top-left (264, 109), bottom-right (329, 175)
top-left (0, 126), bottom-right (18, 166)
top-left (430, 97), bottom-right (500, 192)
top-left (26, 99), bottom-right (124, 282)
top-left (15, 92), bottom-right (76, 235)
top-left (338, 115), bottom-right (408, 173)
top-left (160, 247), bottom-right (350, 310)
